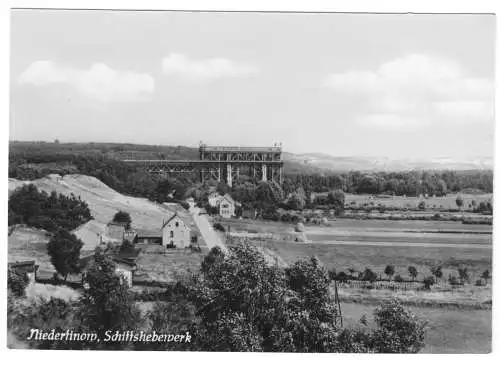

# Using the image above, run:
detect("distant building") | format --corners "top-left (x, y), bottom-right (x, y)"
top-left (8, 260), bottom-right (38, 284)
top-left (208, 191), bottom-right (221, 207)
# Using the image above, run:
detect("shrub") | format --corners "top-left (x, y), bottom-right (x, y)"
top-left (408, 266), bottom-right (418, 281)
top-left (8, 270), bottom-right (30, 297)
top-left (394, 275), bottom-right (404, 283)
top-left (361, 268), bottom-right (378, 283)
top-left (384, 265), bottom-right (395, 280)
top-left (112, 210), bottom-right (132, 229)
top-left (423, 276), bottom-right (435, 290)
top-left (448, 275), bottom-right (460, 286)
top-left (213, 223), bottom-right (225, 232)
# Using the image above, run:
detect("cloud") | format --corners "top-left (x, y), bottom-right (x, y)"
top-left (161, 53), bottom-right (257, 80)
top-left (18, 61), bottom-right (155, 102)
top-left (324, 54), bottom-right (494, 127)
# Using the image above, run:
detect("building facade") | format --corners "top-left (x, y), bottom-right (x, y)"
top-left (161, 213), bottom-right (192, 248)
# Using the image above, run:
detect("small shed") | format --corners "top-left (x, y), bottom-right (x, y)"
top-left (8, 260), bottom-right (39, 284)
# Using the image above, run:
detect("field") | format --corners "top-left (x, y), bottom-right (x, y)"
top-left (344, 193), bottom-right (493, 211)
top-left (342, 302), bottom-right (491, 353)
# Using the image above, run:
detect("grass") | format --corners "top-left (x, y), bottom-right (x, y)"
top-left (341, 302), bottom-right (492, 353)
top-left (258, 240), bottom-right (491, 281)
top-left (345, 193), bottom-right (492, 211)
top-left (134, 246), bottom-right (208, 282)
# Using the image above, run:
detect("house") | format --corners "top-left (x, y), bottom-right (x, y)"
top-left (80, 254), bottom-right (136, 287)
top-left (8, 260), bottom-right (38, 284)
top-left (208, 191), bottom-right (221, 207)
top-left (161, 213), bottom-right (192, 248)
top-left (218, 194), bottom-right (238, 218)
top-left (103, 221), bottom-right (137, 244)
top-left (112, 257), bottom-right (136, 287)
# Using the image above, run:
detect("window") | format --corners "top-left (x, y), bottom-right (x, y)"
top-left (170, 231), bottom-right (174, 238)
top-left (175, 222), bottom-right (179, 227)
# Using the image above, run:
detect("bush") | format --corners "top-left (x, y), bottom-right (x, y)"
top-left (394, 275), bottom-right (404, 283)
top-left (448, 275), bottom-right (460, 286)
top-left (361, 268), bottom-right (378, 283)
top-left (423, 276), bottom-right (435, 290)
top-left (8, 270), bottom-right (30, 297)
top-left (213, 223), bottom-right (225, 232)
top-left (112, 210), bottom-right (132, 229)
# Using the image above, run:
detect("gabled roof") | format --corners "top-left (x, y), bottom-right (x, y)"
top-left (8, 260), bottom-right (37, 271)
top-left (161, 213), bottom-right (191, 231)
top-left (107, 221), bottom-right (128, 227)
top-left (221, 194), bottom-right (235, 205)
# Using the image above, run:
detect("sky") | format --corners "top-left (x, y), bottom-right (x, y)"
top-left (10, 10), bottom-right (496, 159)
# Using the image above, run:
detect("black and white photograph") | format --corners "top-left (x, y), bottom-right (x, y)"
top-left (4, 2), bottom-right (496, 355)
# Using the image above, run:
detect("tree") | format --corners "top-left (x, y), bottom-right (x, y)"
top-left (326, 189), bottom-right (345, 216)
top-left (456, 195), bottom-right (464, 211)
top-left (370, 300), bottom-right (426, 353)
top-left (361, 267), bottom-right (378, 283)
top-left (384, 265), bottom-right (395, 281)
top-left (430, 266), bottom-right (443, 283)
top-left (418, 201), bottom-right (426, 210)
top-left (78, 253), bottom-right (142, 349)
top-left (423, 276), bottom-right (435, 290)
top-left (457, 267), bottom-right (469, 285)
top-left (47, 230), bottom-right (84, 281)
top-left (8, 270), bottom-right (29, 297)
top-left (112, 210), bottom-right (132, 229)
top-left (481, 269), bottom-right (491, 285)
top-left (408, 266), bottom-right (418, 281)
top-left (287, 192), bottom-right (305, 210)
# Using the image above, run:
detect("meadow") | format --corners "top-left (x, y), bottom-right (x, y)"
top-left (220, 218), bottom-right (492, 282)
top-left (344, 193), bottom-right (493, 211)
top-left (342, 302), bottom-right (491, 353)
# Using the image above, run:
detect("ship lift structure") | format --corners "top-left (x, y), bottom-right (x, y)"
top-left (122, 142), bottom-right (285, 187)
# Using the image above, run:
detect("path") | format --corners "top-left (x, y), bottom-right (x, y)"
top-left (190, 207), bottom-right (228, 253)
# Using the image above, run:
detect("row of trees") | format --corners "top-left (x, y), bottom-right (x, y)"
top-left (332, 264), bottom-right (492, 289)
top-left (8, 244), bottom-right (427, 353)
top-left (8, 184), bottom-right (93, 233)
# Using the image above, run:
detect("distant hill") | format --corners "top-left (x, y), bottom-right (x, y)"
top-left (10, 141), bottom-right (493, 174)
top-left (283, 152), bottom-right (493, 173)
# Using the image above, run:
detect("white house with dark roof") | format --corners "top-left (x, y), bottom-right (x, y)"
top-left (161, 213), bottom-right (192, 248)
top-left (218, 194), bottom-right (237, 218)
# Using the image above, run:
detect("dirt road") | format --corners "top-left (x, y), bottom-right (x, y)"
top-left (190, 207), bottom-right (228, 253)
